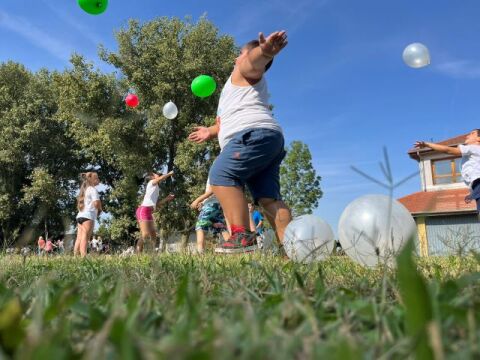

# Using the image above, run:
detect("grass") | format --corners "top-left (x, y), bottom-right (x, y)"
top-left (0, 251), bottom-right (479, 359)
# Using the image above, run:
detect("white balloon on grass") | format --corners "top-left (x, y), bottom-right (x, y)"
top-left (338, 194), bottom-right (417, 267)
top-left (283, 215), bottom-right (335, 263)
top-left (403, 43), bottom-right (430, 68)
top-left (162, 101), bottom-right (178, 119)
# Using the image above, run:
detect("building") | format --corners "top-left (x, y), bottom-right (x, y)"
top-left (398, 133), bottom-right (480, 256)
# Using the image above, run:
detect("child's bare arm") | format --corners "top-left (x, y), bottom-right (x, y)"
top-left (156, 194), bottom-right (175, 208)
top-left (151, 171), bottom-right (174, 185)
top-left (190, 190), bottom-right (214, 209)
top-left (238, 31), bottom-right (288, 79)
top-left (414, 141), bottom-right (462, 156)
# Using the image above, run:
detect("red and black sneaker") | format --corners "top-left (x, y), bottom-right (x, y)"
top-left (215, 231), bottom-right (257, 254)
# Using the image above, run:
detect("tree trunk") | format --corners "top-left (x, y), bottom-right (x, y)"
top-left (159, 228), bottom-right (167, 253)
top-left (180, 233), bottom-right (189, 252)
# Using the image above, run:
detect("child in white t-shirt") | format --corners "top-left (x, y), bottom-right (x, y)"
top-left (74, 172), bottom-right (102, 257)
top-left (415, 129), bottom-right (480, 213)
top-left (135, 171), bottom-right (175, 253)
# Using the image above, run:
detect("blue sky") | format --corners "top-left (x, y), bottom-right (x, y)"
top-left (2, 0), bottom-right (480, 232)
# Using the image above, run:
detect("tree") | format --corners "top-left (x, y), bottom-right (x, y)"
top-left (0, 62), bottom-right (84, 247)
top-left (280, 141), bottom-right (323, 217)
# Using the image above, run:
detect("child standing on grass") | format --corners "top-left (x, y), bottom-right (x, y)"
top-left (135, 171), bottom-right (175, 253)
top-left (74, 172), bottom-right (102, 257)
top-left (188, 31), bottom-right (292, 253)
top-left (415, 129), bottom-right (480, 215)
top-left (190, 180), bottom-right (230, 253)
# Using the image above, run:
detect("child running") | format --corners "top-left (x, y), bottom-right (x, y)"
top-left (415, 129), bottom-right (480, 215)
top-left (190, 180), bottom-right (230, 253)
top-left (136, 171), bottom-right (175, 253)
top-left (74, 172), bottom-right (102, 257)
top-left (189, 30), bottom-right (292, 253)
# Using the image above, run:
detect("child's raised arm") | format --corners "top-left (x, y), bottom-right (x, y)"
top-left (414, 141), bottom-right (462, 156)
top-left (238, 31), bottom-right (288, 80)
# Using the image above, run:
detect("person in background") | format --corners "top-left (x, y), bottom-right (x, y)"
top-left (37, 236), bottom-right (46, 255)
top-left (191, 180), bottom-right (230, 253)
top-left (136, 171), bottom-right (175, 253)
top-left (415, 129), bottom-right (480, 218)
top-left (45, 237), bottom-right (56, 256)
top-left (74, 172), bottom-right (102, 257)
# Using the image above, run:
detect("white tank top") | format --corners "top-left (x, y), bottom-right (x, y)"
top-left (217, 75), bottom-right (282, 150)
top-left (141, 180), bottom-right (159, 207)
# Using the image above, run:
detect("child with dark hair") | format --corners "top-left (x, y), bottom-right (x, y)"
top-left (135, 171), bottom-right (175, 253)
top-left (189, 31), bottom-right (291, 253)
top-left (415, 129), bottom-right (480, 214)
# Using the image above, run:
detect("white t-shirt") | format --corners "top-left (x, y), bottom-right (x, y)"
top-left (76, 186), bottom-right (100, 220)
top-left (459, 144), bottom-right (480, 187)
top-left (141, 180), bottom-right (159, 207)
top-left (217, 75), bottom-right (282, 150)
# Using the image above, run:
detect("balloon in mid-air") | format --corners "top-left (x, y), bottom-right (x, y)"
top-left (125, 93), bottom-right (139, 108)
top-left (78, 0), bottom-right (108, 15)
top-left (283, 215), bottom-right (335, 263)
top-left (338, 194), bottom-right (417, 267)
top-left (162, 101), bottom-right (178, 119)
top-left (402, 43), bottom-right (430, 68)
top-left (191, 75), bottom-right (217, 98)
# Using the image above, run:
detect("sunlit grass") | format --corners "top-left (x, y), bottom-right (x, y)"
top-left (0, 253), bottom-right (478, 359)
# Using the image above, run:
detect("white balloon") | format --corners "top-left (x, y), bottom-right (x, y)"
top-left (283, 215), bottom-right (334, 263)
top-left (338, 194), bottom-right (418, 267)
top-left (163, 101), bottom-right (178, 119)
top-left (403, 43), bottom-right (430, 68)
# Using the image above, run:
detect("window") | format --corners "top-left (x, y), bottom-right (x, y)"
top-left (432, 157), bottom-right (463, 185)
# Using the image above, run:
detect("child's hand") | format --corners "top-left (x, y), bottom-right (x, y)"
top-left (259, 30), bottom-right (288, 58)
top-left (190, 200), bottom-right (201, 210)
top-left (159, 171), bottom-right (174, 181)
top-left (189, 127), bottom-right (211, 143)
top-left (165, 194), bottom-right (175, 202)
top-left (414, 141), bottom-right (427, 149)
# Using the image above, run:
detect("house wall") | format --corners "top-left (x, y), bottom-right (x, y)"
top-left (420, 153), bottom-right (467, 192)
top-left (414, 214), bottom-right (480, 256)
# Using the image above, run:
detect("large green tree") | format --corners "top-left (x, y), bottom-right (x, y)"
top-left (0, 62), bottom-right (84, 247)
top-left (280, 141), bottom-right (323, 217)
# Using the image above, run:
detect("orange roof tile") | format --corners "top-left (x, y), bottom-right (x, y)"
top-left (398, 188), bottom-right (476, 215)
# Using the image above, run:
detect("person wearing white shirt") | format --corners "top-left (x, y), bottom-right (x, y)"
top-left (74, 172), bottom-right (102, 257)
top-left (135, 171), bottom-right (175, 253)
top-left (415, 129), bottom-right (480, 215)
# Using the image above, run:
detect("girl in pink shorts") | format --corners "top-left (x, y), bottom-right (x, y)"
top-left (136, 171), bottom-right (175, 253)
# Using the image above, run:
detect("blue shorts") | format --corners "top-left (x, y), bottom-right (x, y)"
top-left (209, 128), bottom-right (286, 203)
top-left (471, 179), bottom-right (480, 211)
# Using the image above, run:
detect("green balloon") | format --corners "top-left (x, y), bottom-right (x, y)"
top-left (78, 0), bottom-right (108, 15)
top-left (191, 75), bottom-right (217, 98)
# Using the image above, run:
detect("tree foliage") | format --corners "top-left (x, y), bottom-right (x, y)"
top-left (280, 141), bottom-right (323, 217)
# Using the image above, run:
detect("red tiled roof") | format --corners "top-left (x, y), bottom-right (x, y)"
top-left (408, 133), bottom-right (468, 160)
top-left (398, 188), bottom-right (476, 215)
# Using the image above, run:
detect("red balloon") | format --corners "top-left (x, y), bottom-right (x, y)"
top-left (125, 93), bottom-right (139, 108)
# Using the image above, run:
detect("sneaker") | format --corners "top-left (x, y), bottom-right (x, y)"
top-left (215, 232), bottom-right (257, 254)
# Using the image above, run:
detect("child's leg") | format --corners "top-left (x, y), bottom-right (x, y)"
top-left (74, 224), bottom-right (83, 256)
top-left (196, 229), bottom-right (205, 252)
top-left (211, 186), bottom-right (250, 231)
top-left (81, 221), bottom-right (94, 257)
top-left (258, 198), bottom-right (292, 244)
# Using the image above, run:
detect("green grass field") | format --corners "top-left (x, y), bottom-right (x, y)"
top-left (0, 252), bottom-right (479, 359)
